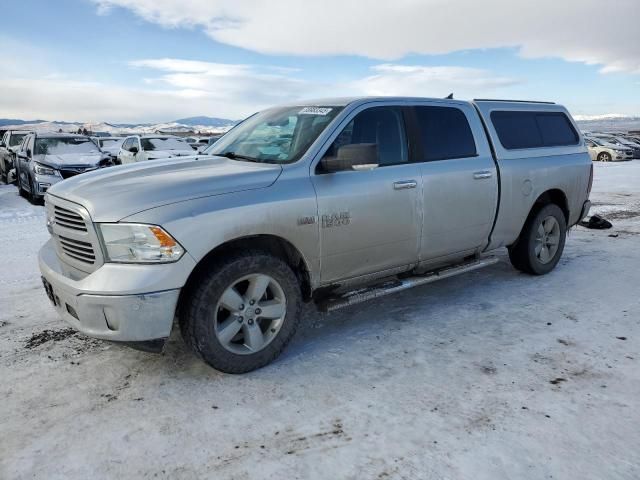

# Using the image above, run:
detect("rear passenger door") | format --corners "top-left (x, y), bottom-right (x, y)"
top-left (411, 103), bottom-right (498, 262)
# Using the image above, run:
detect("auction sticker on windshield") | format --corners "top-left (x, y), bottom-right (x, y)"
top-left (299, 107), bottom-right (333, 115)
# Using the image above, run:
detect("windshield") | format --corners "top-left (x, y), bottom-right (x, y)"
top-left (141, 137), bottom-right (191, 151)
top-left (99, 138), bottom-right (124, 148)
top-left (9, 133), bottom-right (27, 147)
top-left (204, 106), bottom-right (343, 163)
top-left (35, 137), bottom-right (100, 155)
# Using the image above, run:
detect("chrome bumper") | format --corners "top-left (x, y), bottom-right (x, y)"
top-left (38, 238), bottom-right (194, 342)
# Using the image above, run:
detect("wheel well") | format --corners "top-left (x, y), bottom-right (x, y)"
top-left (533, 189), bottom-right (569, 224)
top-left (510, 189), bottom-right (570, 249)
top-left (178, 235), bottom-right (313, 318)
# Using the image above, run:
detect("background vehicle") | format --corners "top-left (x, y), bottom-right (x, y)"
top-left (16, 133), bottom-right (111, 202)
top-left (117, 135), bottom-right (194, 164)
top-left (92, 136), bottom-right (124, 164)
top-left (0, 130), bottom-right (33, 183)
top-left (39, 97), bottom-right (592, 373)
top-left (590, 134), bottom-right (640, 159)
top-left (585, 137), bottom-right (633, 161)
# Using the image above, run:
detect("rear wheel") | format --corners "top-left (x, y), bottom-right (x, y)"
top-left (180, 251), bottom-right (302, 373)
top-left (508, 204), bottom-right (567, 275)
top-left (597, 152), bottom-right (611, 162)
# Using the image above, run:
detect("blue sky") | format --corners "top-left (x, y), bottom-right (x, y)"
top-left (1, 0), bottom-right (638, 123)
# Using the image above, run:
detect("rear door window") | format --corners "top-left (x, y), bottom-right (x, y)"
top-left (491, 111), bottom-right (578, 150)
top-left (413, 106), bottom-right (477, 161)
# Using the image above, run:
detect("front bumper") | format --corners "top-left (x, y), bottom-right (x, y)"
top-left (38, 238), bottom-right (193, 343)
top-left (33, 172), bottom-right (62, 196)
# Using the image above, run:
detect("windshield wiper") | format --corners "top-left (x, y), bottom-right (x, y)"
top-left (217, 151), bottom-right (262, 162)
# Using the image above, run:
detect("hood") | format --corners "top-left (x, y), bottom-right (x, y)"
top-left (37, 152), bottom-right (104, 167)
top-left (145, 149), bottom-right (195, 158)
top-left (47, 155), bottom-right (283, 222)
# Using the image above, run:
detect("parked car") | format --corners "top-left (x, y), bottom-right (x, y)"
top-left (39, 97), bottom-right (592, 373)
top-left (117, 135), bottom-right (195, 164)
top-left (197, 136), bottom-right (222, 152)
top-left (15, 133), bottom-right (112, 202)
top-left (591, 134), bottom-right (640, 159)
top-left (584, 137), bottom-right (633, 161)
top-left (0, 130), bottom-right (33, 183)
top-left (92, 137), bottom-right (125, 164)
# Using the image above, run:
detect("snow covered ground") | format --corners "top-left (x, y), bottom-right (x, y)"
top-left (1, 162), bottom-right (639, 479)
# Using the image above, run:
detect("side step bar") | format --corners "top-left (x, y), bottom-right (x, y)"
top-left (318, 256), bottom-right (499, 312)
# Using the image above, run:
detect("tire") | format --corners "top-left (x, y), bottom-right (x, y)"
top-left (28, 176), bottom-right (41, 204)
top-left (508, 203), bottom-right (567, 275)
top-left (17, 166), bottom-right (28, 198)
top-left (597, 152), bottom-right (611, 162)
top-left (180, 251), bottom-right (302, 373)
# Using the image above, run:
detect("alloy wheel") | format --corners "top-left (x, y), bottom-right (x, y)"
top-left (535, 216), bottom-right (561, 264)
top-left (214, 273), bottom-right (287, 355)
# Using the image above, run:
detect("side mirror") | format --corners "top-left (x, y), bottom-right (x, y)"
top-left (26, 148), bottom-right (32, 158)
top-left (129, 146), bottom-right (139, 154)
top-left (321, 143), bottom-right (379, 173)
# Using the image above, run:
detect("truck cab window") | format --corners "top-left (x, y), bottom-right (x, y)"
top-left (414, 106), bottom-right (477, 161)
top-left (326, 107), bottom-right (407, 166)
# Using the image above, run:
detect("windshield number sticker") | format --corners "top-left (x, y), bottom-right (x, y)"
top-left (299, 107), bottom-right (332, 116)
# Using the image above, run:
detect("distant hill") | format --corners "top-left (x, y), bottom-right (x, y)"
top-left (0, 119), bottom-right (47, 127)
top-left (0, 117), bottom-right (236, 135)
top-left (173, 116), bottom-right (237, 127)
top-left (575, 115), bottom-right (640, 133)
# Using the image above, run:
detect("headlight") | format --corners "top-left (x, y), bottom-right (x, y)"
top-left (98, 223), bottom-right (185, 263)
top-left (34, 163), bottom-right (59, 176)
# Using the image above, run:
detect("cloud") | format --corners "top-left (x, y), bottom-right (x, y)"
top-left (0, 50), bottom-right (523, 122)
top-left (354, 65), bottom-right (521, 97)
top-left (92, 0), bottom-right (640, 75)
top-left (0, 57), bottom-right (312, 122)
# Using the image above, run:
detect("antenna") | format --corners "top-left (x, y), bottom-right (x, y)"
top-left (445, 93), bottom-right (453, 99)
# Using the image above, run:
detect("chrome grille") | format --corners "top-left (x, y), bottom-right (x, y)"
top-left (58, 235), bottom-right (96, 264)
top-left (54, 205), bottom-right (87, 232)
top-left (46, 195), bottom-right (104, 273)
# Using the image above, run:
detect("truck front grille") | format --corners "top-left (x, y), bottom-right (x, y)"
top-left (58, 235), bottom-right (96, 264)
top-left (54, 205), bottom-right (88, 232)
top-left (46, 196), bottom-right (103, 273)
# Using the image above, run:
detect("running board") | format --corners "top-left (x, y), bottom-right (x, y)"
top-left (318, 256), bottom-right (499, 312)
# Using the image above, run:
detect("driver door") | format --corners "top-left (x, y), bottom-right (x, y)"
top-left (312, 105), bottom-right (423, 284)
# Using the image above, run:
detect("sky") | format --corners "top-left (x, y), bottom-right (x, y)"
top-left (1, 0), bottom-right (639, 123)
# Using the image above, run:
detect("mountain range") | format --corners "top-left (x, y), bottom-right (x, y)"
top-left (0, 116), bottom-right (238, 135)
top-left (1, 114), bottom-right (639, 135)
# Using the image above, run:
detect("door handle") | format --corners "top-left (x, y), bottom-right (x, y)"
top-left (393, 180), bottom-right (417, 190)
top-left (473, 171), bottom-right (493, 179)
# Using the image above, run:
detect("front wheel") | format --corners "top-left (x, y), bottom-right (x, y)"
top-left (597, 152), bottom-right (611, 162)
top-left (180, 252), bottom-right (302, 373)
top-left (508, 204), bottom-right (567, 275)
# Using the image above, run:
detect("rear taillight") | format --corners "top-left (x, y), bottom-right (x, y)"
top-left (587, 163), bottom-right (594, 196)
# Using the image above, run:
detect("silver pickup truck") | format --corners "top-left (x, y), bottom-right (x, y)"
top-left (39, 97), bottom-right (592, 373)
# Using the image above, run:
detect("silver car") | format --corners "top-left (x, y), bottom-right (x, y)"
top-left (16, 133), bottom-right (112, 202)
top-left (39, 97), bottom-right (592, 373)
top-left (0, 130), bottom-right (33, 183)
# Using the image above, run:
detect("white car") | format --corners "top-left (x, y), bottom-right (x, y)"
top-left (585, 137), bottom-right (633, 162)
top-left (92, 136), bottom-right (125, 163)
top-left (117, 135), bottom-right (195, 164)
top-left (591, 134), bottom-right (640, 159)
